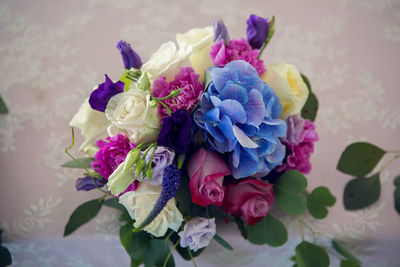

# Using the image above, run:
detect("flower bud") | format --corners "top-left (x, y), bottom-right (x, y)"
top-left (117, 40), bottom-right (142, 69)
top-left (246, 14), bottom-right (269, 49)
top-left (135, 158), bottom-right (146, 178)
top-left (213, 19), bottom-right (229, 44)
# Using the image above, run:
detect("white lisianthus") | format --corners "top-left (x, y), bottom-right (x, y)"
top-left (119, 183), bottom-right (183, 237)
top-left (105, 87), bottom-right (161, 144)
top-left (69, 98), bottom-right (110, 156)
top-left (261, 63), bottom-right (309, 120)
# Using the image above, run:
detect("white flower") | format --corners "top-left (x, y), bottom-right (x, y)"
top-left (69, 98), bottom-right (109, 156)
top-left (105, 88), bottom-right (161, 144)
top-left (261, 63), bottom-right (309, 119)
top-left (119, 183), bottom-right (183, 237)
top-left (178, 217), bottom-right (216, 251)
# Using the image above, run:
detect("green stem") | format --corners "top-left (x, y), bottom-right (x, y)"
top-left (298, 218), bottom-right (332, 239)
top-left (155, 99), bottom-right (172, 116)
top-left (141, 143), bottom-right (156, 178)
top-left (91, 176), bottom-right (112, 196)
top-left (380, 154), bottom-right (400, 172)
top-left (386, 150), bottom-right (400, 154)
top-left (153, 89), bottom-right (181, 101)
top-left (257, 42), bottom-right (267, 59)
top-left (297, 217), bottom-right (304, 241)
top-left (163, 238), bottom-right (180, 267)
top-left (187, 247), bottom-right (198, 267)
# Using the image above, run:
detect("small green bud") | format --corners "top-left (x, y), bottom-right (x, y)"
top-left (123, 148), bottom-right (141, 172)
top-left (148, 100), bottom-right (157, 108)
top-left (135, 158), bottom-right (146, 177)
top-left (170, 89), bottom-right (181, 97)
top-left (138, 72), bottom-right (150, 91)
top-left (145, 167), bottom-right (153, 181)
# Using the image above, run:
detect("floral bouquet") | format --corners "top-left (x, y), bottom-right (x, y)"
top-left (63, 15), bottom-right (360, 267)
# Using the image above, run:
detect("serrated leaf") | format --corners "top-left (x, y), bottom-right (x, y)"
top-left (64, 198), bottom-right (104, 236)
top-left (274, 170), bottom-right (308, 215)
top-left (332, 239), bottom-right (361, 264)
top-left (169, 232), bottom-right (204, 261)
top-left (120, 222), bottom-right (151, 261)
top-left (343, 173), bottom-right (381, 210)
top-left (341, 260), bottom-right (361, 267)
top-left (103, 198), bottom-right (125, 211)
top-left (213, 234), bottom-right (233, 251)
top-left (307, 186), bottom-right (336, 219)
top-left (295, 241), bottom-right (329, 267)
top-left (394, 175), bottom-right (400, 215)
top-left (0, 95), bottom-right (8, 114)
top-left (245, 214), bottom-right (288, 247)
top-left (61, 157), bottom-right (94, 169)
top-left (143, 239), bottom-right (175, 267)
top-left (337, 142), bottom-right (385, 176)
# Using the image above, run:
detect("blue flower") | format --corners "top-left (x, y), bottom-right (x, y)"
top-left (194, 60), bottom-right (287, 178)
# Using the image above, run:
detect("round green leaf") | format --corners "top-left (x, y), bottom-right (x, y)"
top-left (143, 239), bottom-right (175, 267)
top-left (341, 260), bottom-right (361, 267)
top-left (307, 186), bottom-right (336, 219)
top-left (337, 142), bottom-right (385, 177)
top-left (120, 223), bottom-right (151, 261)
top-left (64, 198), bottom-right (104, 236)
top-left (274, 170), bottom-right (308, 215)
top-left (245, 215), bottom-right (288, 247)
top-left (332, 239), bottom-right (361, 264)
top-left (343, 173), bottom-right (381, 210)
top-left (394, 175), bottom-right (400, 215)
top-left (295, 241), bottom-right (329, 267)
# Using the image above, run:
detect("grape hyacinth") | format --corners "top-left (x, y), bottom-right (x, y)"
top-left (135, 164), bottom-right (181, 230)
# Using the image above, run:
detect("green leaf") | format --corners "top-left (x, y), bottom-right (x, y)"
top-left (337, 142), bottom-right (385, 176)
top-left (341, 260), bottom-right (361, 267)
top-left (169, 232), bottom-right (204, 261)
top-left (332, 239), bottom-right (361, 264)
top-left (130, 257), bottom-right (142, 267)
top-left (213, 234), bottom-right (233, 251)
top-left (394, 176), bottom-right (400, 215)
top-left (61, 157), bottom-right (94, 169)
top-left (0, 247), bottom-right (12, 266)
top-left (295, 241), bottom-right (329, 267)
top-left (233, 216), bottom-right (247, 240)
top-left (143, 239), bottom-right (175, 267)
top-left (103, 198), bottom-right (125, 211)
top-left (274, 170), bottom-right (308, 215)
top-left (120, 223), bottom-right (151, 261)
top-left (0, 95), bottom-right (8, 114)
top-left (307, 186), bottom-right (336, 219)
top-left (119, 209), bottom-right (132, 222)
top-left (120, 69), bottom-right (141, 91)
top-left (245, 214), bottom-right (288, 247)
top-left (301, 74), bottom-right (312, 91)
top-left (64, 198), bottom-right (104, 236)
top-left (301, 91), bottom-right (318, 122)
top-left (264, 16), bottom-right (275, 47)
top-left (343, 173), bottom-right (381, 210)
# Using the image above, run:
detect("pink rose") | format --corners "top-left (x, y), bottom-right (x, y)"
top-left (223, 178), bottom-right (274, 226)
top-left (187, 148), bottom-right (231, 207)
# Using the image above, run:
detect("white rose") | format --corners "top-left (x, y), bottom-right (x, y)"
top-left (119, 182), bottom-right (183, 237)
top-left (105, 88), bottom-right (161, 144)
top-left (261, 63), bottom-right (309, 120)
top-left (69, 98), bottom-right (110, 156)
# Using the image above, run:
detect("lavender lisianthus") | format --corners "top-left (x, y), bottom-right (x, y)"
top-left (178, 217), bottom-right (216, 251)
top-left (116, 40), bottom-right (142, 69)
top-left (246, 14), bottom-right (269, 49)
top-left (89, 75), bottom-right (124, 112)
top-left (213, 19), bottom-right (229, 43)
top-left (75, 176), bottom-right (107, 191)
top-left (194, 60), bottom-right (287, 179)
top-left (158, 109), bottom-right (193, 154)
top-left (139, 146), bottom-right (175, 186)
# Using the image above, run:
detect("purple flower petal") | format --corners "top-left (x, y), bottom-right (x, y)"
top-left (75, 176), bottom-right (107, 191)
top-left (214, 19), bottom-right (230, 43)
top-left (89, 75), bottom-right (124, 112)
top-left (246, 14), bottom-right (269, 49)
top-left (117, 40), bottom-right (142, 69)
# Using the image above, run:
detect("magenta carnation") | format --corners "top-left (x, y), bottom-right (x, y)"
top-left (91, 133), bottom-right (136, 179)
top-left (152, 67), bottom-right (204, 119)
top-left (276, 115), bottom-right (318, 174)
top-left (209, 38), bottom-right (266, 75)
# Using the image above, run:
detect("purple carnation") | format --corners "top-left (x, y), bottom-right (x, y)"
top-left (75, 176), bottom-right (107, 191)
top-left (118, 180), bottom-right (140, 197)
top-left (91, 134), bottom-right (136, 179)
top-left (246, 14), bottom-right (269, 49)
top-left (178, 217), bottom-right (216, 251)
top-left (117, 40), bottom-right (142, 70)
top-left (276, 115), bottom-right (319, 174)
top-left (152, 67), bottom-right (204, 119)
top-left (89, 75), bottom-right (124, 112)
top-left (158, 109), bottom-right (193, 154)
top-left (209, 38), bottom-right (266, 76)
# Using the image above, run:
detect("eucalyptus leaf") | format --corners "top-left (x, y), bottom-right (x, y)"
top-left (61, 157), bottom-right (94, 169)
top-left (120, 222), bottom-right (150, 261)
top-left (307, 186), bottom-right (336, 219)
top-left (337, 142), bottom-right (385, 176)
top-left (274, 170), bottom-right (308, 215)
top-left (343, 173), bottom-right (381, 210)
top-left (0, 95), bottom-right (8, 114)
top-left (332, 239), bottom-right (361, 264)
top-left (143, 239), bottom-right (175, 267)
top-left (340, 260), bottom-right (361, 267)
top-left (213, 234), bottom-right (233, 251)
top-left (245, 215), bottom-right (288, 247)
top-left (295, 241), bottom-right (329, 267)
top-left (103, 197), bottom-right (125, 211)
top-left (394, 176), bottom-right (400, 215)
top-left (64, 198), bottom-right (104, 236)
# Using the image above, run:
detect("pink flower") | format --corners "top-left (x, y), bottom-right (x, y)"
top-left (91, 134), bottom-right (136, 179)
top-left (187, 148), bottom-right (231, 207)
top-left (152, 67), bottom-right (204, 119)
top-left (223, 178), bottom-right (274, 226)
top-left (277, 115), bottom-right (319, 174)
top-left (209, 38), bottom-right (266, 75)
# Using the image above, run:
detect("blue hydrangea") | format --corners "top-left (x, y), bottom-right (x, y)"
top-left (194, 60), bottom-right (287, 178)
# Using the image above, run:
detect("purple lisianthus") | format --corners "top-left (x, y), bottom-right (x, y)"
top-left (276, 115), bottom-right (318, 174)
top-left (152, 67), bottom-right (203, 119)
top-left (194, 60), bottom-right (287, 179)
top-left (158, 109), bottom-right (193, 154)
top-left (139, 146), bottom-right (175, 186)
top-left (246, 14), bottom-right (269, 49)
top-left (178, 217), bottom-right (216, 251)
top-left (75, 176), bottom-right (107, 191)
top-left (116, 40), bottom-right (142, 69)
top-left (91, 134), bottom-right (136, 179)
top-left (89, 75), bottom-right (124, 112)
top-left (213, 19), bottom-right (230, 43)
top-left (209, 38), bottom-right (265, 76)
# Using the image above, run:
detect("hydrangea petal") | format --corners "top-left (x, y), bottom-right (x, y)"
top-left (220, 84), bottom-right (248, 104)
top-left (233, 125), bottom-right (258, 148)
top-left (219, 100), bottom-right (246, 124)
top-left (202, 107), bottom-right (220, 123)
top-left (205, 122), bottom-right (225, 142)
top-left (245, 89), bottom-right (267, 127)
